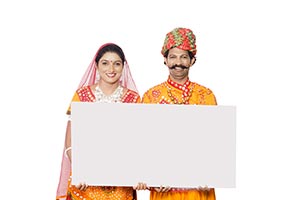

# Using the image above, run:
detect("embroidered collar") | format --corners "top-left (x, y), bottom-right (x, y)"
top-left (167, 77), bottom-right (191, 91)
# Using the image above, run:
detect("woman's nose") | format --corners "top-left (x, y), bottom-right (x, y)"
top-left (108, 63), bottom-right (114, 71)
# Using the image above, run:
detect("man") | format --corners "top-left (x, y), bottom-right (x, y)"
top-left (142, 27), bottom-right (217, 200)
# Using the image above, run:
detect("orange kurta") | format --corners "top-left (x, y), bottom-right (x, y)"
top-left (65, 85), bottom-right (140, 200)
top-left (142, 78), bottom-right (216, 105)
top-left (142, 77), bottom-right (217, 200)
top-left (150, 188), bottom-right (216, 200)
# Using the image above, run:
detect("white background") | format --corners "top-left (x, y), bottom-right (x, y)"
top-left (0, 0), bottom-right (299, 199)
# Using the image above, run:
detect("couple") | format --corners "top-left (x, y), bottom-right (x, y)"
top-left (56, 27), bottom-right (217, 200)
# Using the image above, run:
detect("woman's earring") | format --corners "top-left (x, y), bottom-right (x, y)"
top-left (96, 70), bottom-right (100, 82)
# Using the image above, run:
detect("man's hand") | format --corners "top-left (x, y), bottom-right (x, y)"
top-left (133, 182), bottom-right (149, 190)
top-left (154, 185), bottom-right (171, 192)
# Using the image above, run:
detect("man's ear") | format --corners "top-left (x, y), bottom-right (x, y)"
top-left (191, 57), bottom-right (196, 65)
top-left (164, 57), bottom-right (167, 65)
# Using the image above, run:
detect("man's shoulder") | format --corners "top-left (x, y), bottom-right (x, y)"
top-left (143, 82), bottom-right (166, 93)
top-left (192, 82), bottom-right (215, 95)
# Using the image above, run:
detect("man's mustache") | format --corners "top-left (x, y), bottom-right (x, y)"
top-left (169, 65), bottom-right (189, 70)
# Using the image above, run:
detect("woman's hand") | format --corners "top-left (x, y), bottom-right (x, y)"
top-left (133, 182), bottom-right (149, 190)
top-left (76, 182), bottom-right (89, 191)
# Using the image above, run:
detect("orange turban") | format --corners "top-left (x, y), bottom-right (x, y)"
top-left (161, 27), bottom-right (197, 56)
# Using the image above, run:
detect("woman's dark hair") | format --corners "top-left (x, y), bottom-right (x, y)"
top-left (163, 50), bottom-right (197, 64)
top-left (95, 44), bottom-right (126, 64)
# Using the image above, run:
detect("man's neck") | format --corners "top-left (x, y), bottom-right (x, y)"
top-left (168, 76), bottom-right (189, 85)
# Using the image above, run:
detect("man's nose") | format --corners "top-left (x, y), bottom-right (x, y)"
top-left (175, 57), bottom-right (182, 65)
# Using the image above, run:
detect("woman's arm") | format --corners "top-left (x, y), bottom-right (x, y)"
top-left (64, 120), bottom-right (72, 162)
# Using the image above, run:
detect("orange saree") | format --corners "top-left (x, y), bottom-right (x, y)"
top-left (62, 86), bottom-right (140, 200)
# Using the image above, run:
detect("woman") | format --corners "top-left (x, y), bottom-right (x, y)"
top-left (56, 43), bottom-right (147, 200)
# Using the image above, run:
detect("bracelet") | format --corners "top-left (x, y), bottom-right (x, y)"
top-left (64, 146), bottom-right (72, 158)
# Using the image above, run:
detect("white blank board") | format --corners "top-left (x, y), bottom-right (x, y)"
top-left (71, 102), bottom-right (236, 188)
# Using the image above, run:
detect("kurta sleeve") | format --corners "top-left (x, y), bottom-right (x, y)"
top-left (205, 89), bottom-right (217, 105)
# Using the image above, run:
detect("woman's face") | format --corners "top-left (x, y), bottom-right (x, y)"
top-left (97, 52), bottom-right (123, 85)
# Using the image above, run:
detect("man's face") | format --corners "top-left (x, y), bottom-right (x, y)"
top-left (164, 47), bottom-right (195, 83)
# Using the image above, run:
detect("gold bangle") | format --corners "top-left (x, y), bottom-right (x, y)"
top-left (64, 146), bottom-right (72, 158)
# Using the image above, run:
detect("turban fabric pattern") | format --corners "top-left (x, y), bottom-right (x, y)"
top-left (161, 27), bottom-right (197, 56)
